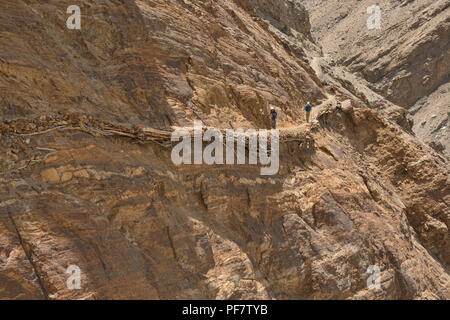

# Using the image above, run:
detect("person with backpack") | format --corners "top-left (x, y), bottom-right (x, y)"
top-left (304, 101), bottom-right (312, 123)
top-left (270, 106), bottom-right (278, 129)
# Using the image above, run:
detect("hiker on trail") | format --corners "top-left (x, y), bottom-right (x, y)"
top-left (270, 106), bottom-right (278, 129)
top-left (305, 101), bottom-right (312, 123)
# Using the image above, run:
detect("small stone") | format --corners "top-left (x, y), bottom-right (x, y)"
top-left (41, 168), bottom-right (60, 183)
top-left (342, 100), bottom-right (353, 113)
top-left (61, 172), bottom-right (73, 182)
top-left (73, 169), bottom-right (90, 179)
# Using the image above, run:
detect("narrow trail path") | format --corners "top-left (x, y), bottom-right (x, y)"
top-left (1, 94), bottom-right (339, 151)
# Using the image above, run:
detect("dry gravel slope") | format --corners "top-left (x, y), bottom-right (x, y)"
top-left (0, 0), bottom-right (449, 299)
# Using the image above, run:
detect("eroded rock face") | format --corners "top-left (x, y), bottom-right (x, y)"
top-left (248, 0), bottom-right (312, 38)
top-left (0, 0), bottom-right (449, 300)
top-left (303, 0), bottom-right (449, 154)
top-left (0, 0), bottom-right (324, 130)
top-left (411, 82), bottom-right (449, 156)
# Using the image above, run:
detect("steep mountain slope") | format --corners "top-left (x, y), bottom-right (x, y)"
top-left (0, 0), bottom-right (448, 300)
top-left (303, 0), bottom-right (450, 155)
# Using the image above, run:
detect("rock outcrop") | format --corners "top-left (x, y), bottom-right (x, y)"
top-left (248, 0), bottom-right (312, 39)
top-left (0, 0), bottom-right (448, 300)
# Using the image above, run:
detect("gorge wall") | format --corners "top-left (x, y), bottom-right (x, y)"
top-left (303, 0), bottom-right (449, 155)
top-left (0, 0), bottom-right (448, 300)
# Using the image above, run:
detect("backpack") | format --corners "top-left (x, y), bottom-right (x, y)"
top-left (271, 110), bottom-right (278, 119)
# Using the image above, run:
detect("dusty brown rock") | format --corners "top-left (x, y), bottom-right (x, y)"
top-left (0, 0), bottom-right (448, 301)
top-left (303, 0), bottom-right (450, 154)
top-left (40, 168), bottom-right (60, 184)
top-left (248, 0), bottom-right (312, 38)
top-left (60, 172), bottom-right (73, 183)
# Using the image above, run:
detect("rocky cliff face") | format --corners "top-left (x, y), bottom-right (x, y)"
top-left (248, 0), bottom-right (312, 39)
top-left (0, 0), bottom-right (449, 300)
top-left (303, 0), bottom-right (449, 155)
